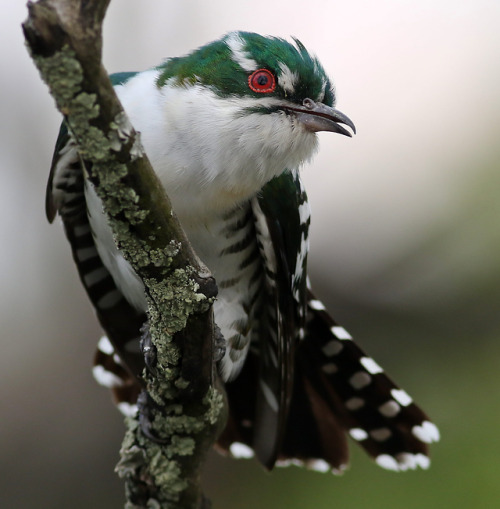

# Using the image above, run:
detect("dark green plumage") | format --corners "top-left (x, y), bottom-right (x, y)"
top-left (156, 31), bottom-right (335, 106)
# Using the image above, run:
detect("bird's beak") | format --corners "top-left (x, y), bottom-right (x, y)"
top-left (285, 98), bottom-right (356, 137)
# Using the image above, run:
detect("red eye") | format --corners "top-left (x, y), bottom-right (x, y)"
top-left (248, 69), bottom-right (276, 93)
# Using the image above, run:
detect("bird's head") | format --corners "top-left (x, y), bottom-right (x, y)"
top-left (156, 31), bottom-right (355, 138)
top-left (150, 32), bottom-right (355, 216)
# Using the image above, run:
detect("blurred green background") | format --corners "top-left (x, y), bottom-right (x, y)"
top-left (2, 1), bottom-right (500, 507)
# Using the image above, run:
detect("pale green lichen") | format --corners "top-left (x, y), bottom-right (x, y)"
top-left (33, 40), bottom-right (223, 507)
top-left (149, 453), bottom-right (187, 500)
top-left (32, 45), bottom-right (83, 108)
top-left (144, 269), bottom-right (209, 338)
top-left (204, 387), bottom-right (226, 426)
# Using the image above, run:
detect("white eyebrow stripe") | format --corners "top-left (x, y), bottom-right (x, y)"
top-left (226, 32), bottom-right (258, 72)
top-left (278, 62), bottom-right (298, 94)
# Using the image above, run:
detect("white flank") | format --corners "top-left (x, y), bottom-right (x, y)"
top-left (225, 32), bottom-right (258, 72)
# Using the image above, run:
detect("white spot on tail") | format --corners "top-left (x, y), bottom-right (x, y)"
top-left (378, 400), bottom-right (401, 418)
top-left (276, 458), bottom-right (309, 469)
top-left (412, 421), bottom-right (440, 443)
top-left (370, 428), bottom-right (392, 442)
top-left (394, 453), bottom-right (418, 471)
top-left (331, 326), bottom-right (352, 340)
top-left (309, 299), bottom-right (325, 311)
top-left (396, 453), bottom-right (431, 471)
top-left (377, 452), bottom-right (430, 472)
top-left (391, 388), bottom-right (413, 407)
top-left (360, 357), bottom-right (384, 375)
top-left (117, 402), bottom-right (138, 417)
top-left (230, 442), bottom-right (254, 459)
top-left (306, 459), bottom-right (330, 473)
top-left (97, 335), bottom-right (114, 355)
top-left (345, 397), bottom-right (365, 411)
top-left (92, 365), bottom-right (123, 388)
top-left (331, 463), bottom-right (348, 476)
top-left (349, 428), bottom-right (368, 441)
top-left (349, 371), bottom-right (371, 390)
top-left (226, 32), bottom-right (258, 72)
top-left (322, 340), bottom-right (343, 357)
top-left (375, 454), bottom-right (400, 471)
top-left (322, 363), bottom-right (338, 374)
top-left (413, 453), bottom-right (431, 470)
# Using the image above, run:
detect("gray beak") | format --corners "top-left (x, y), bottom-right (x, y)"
top-left (285, 98), bottom-right (356, 136)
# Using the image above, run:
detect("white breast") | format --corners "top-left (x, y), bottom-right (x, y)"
top-left (85, 70), bottom-right (319, 379)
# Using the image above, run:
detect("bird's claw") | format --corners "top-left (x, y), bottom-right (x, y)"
top-left (140, 322), bottom-right (157, 376)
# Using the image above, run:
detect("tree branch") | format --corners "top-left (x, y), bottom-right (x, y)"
top-left (23, 1), bottom-right (227, 507)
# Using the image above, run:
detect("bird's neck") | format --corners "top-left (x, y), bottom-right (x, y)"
top-left (116, 70), bottom-right (319, 224)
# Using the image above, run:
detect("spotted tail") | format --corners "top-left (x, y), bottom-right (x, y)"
top-left (279, 291), bottom-right (440, 472)
top-left (219, 290), bottom-right (439, 472)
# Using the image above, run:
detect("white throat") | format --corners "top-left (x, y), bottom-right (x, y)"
top-left (115, 70), bottom-right (319, 225)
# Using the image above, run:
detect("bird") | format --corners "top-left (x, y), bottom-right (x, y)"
top-left (46, 31), bottom-right (439, 474)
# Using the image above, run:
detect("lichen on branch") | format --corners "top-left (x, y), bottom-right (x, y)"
top-left (23, 1), bottom-right (226, 507)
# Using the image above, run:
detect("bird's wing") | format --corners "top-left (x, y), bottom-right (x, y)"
top-left (250, 169), bottom-right (310, 468)
top-left (46, 71), bottom-right (147, 391)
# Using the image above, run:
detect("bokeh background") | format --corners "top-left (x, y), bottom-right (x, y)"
top-left (2, 1), bottom-right (500, 507)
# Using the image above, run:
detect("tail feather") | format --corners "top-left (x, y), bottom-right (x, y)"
top-left (290, 292), bottom-right (439, 471)
top-left (279, 367), bottom-right (349, 472)
top-left (91, 295), bottom-right (439, 473)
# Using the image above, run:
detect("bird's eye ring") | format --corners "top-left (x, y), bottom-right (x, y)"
top-left (248, 69), bottom-right (276, 93)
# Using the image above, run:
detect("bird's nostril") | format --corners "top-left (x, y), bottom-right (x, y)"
top-left (303, 98), bottom-right (315, 109)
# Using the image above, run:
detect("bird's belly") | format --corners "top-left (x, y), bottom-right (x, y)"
top-left (182, 205), bottom-right (263, 381)
top-left (86, 180), bottom-right (262, 380)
